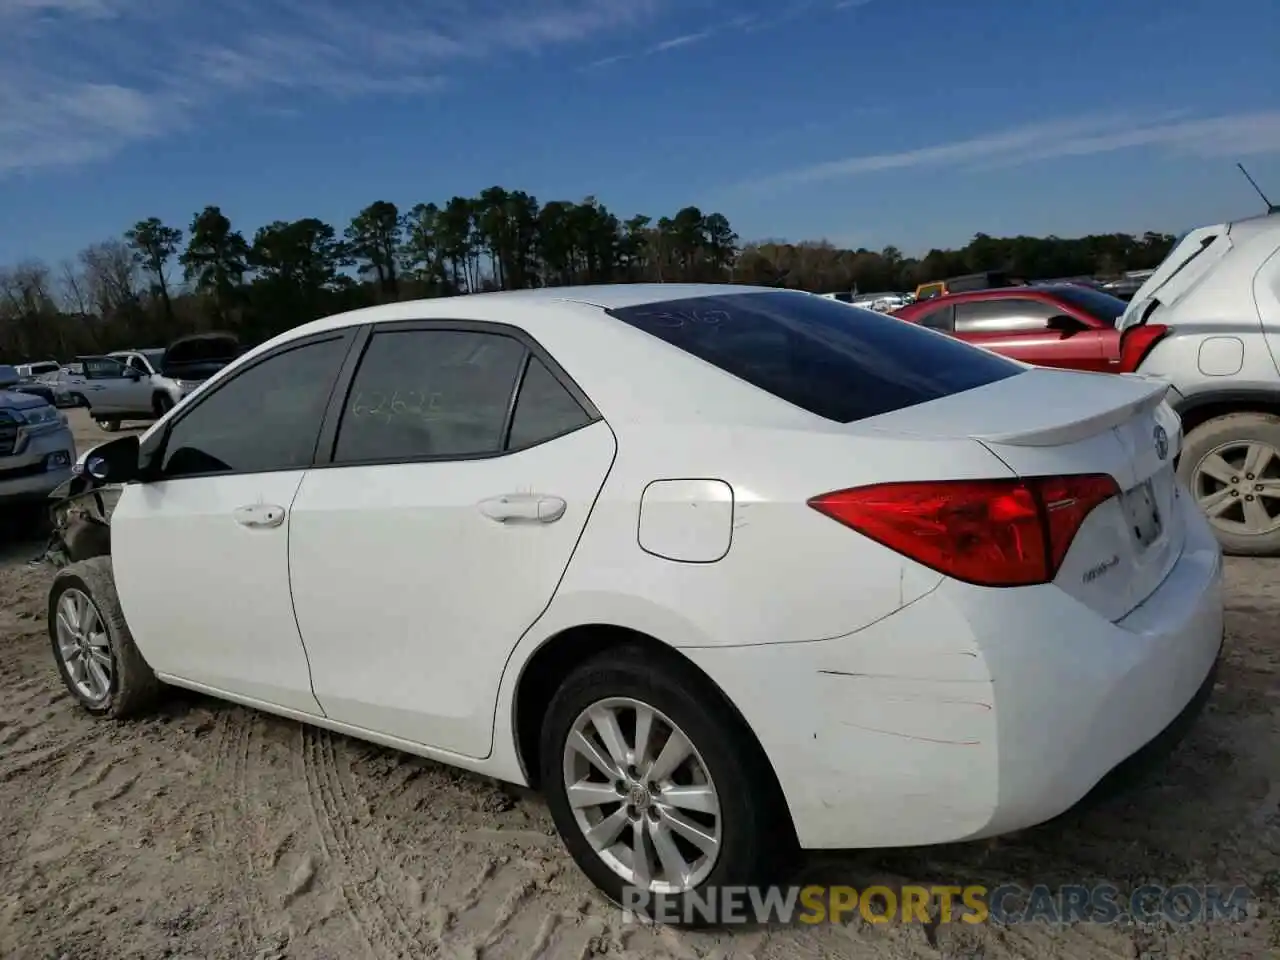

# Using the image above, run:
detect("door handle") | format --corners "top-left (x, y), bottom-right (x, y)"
top-left (233, 504), bottom-right (286, 529)
top-left (478, 494), bottom-right (566, 524)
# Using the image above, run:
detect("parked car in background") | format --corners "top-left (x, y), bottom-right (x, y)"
top-left (81, 333), bottom-right (241, 431)
top-left (1118, 211), bottom-right (1280, 556)
top-left (46, 284), bottom-right (1222, 921)
top-left (893, 283), bottom-right (1164, 374)
top-left (913, 270), bottom-right (1021, 302)
top-left (820, 291), bottom-right (913, 313)
top-left (15, 361), bottom-right (61, 380)
top-left (1101, 269), bottom-right (1155, 302)
top-left (0, 364), bottom-right (74, 507)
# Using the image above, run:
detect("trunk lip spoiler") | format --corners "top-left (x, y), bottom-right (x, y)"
top-left (854, 379), bottom-right (1171, 448)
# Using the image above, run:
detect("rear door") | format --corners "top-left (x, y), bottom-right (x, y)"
top-left (954, 298), bottom-right (1109, 370)
top-left (288, 321), bottom-right (616, 758)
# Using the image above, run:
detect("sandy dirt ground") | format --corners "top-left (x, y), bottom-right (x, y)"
top-left (0, 411), bottom-right (1277, 959)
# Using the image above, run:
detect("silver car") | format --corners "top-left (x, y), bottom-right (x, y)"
top-left (1121, 210), bottom-right (1280, 555)
top-left (0, 364), bottom-right (75, 506)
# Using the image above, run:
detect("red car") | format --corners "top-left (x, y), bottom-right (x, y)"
top-left (893, 283), bottom-right (1168, 374)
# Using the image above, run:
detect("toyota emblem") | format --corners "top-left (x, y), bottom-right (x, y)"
top-left (1153, 425), bottom-right (1169, 461)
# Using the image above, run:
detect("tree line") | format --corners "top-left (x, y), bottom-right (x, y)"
top-left (0, 187), bottom-right (1178, 362)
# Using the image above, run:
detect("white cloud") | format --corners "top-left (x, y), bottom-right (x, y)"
top-left (738, 110), bottom-right (1280, 193)
top-left (0, 0), bottom-right (668, 174)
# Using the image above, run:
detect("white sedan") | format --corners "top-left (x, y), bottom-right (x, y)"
top-left (49, 283), bottom-right (1223, 920)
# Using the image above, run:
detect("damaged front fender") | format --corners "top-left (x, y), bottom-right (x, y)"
top-left (41, 473), bottom-right (120, 567)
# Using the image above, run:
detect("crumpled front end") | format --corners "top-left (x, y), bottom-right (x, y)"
top-left (40, 479), bottom-right (120, 567)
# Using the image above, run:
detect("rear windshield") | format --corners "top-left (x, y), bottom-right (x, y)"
top-left (607, 291), bottom-right (1023, 423)
top-left (1051, 285), bottom-right (1128, 325)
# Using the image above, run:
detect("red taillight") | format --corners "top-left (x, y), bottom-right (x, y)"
top-left (808, 475), bottom-right (1121, 587)
top-left (1118, 323), bottom-right (1168, 373)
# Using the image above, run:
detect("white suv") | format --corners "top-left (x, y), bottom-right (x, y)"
top-left (1120, 209), bottom-right (1280, 555)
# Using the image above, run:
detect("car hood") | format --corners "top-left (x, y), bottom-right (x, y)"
top-left (160, 331), bottom-right (242, 381)
top-left (0, 388), bottom-right (50, 411)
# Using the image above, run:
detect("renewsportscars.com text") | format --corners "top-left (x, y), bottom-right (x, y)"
top-left (620, 883), bottom-right (1254, 926)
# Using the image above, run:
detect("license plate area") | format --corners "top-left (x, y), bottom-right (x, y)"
top-left (1122, 478), bottom-right (1163, 550)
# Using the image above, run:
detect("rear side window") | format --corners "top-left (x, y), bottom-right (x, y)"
top-left (507, 357), bottom-right (593, 449)
top-left (334, 330), bottom-right (526, 463)
top-left (607, 291), bottom-right (1022, 423)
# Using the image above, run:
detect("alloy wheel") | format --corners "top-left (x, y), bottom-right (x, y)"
top-left (1193, 439), bottom-right (1280, 536)
top-left (54, 588), bottom-right (113, 703)
top-left (561, 696), bottom-right (721, 895)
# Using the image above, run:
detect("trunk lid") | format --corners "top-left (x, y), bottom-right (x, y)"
top-left (853, 367), bottom-right (1186, 620)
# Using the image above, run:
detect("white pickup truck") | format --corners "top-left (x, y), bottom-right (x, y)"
top-left (79, 334), bottom-right (241, 432)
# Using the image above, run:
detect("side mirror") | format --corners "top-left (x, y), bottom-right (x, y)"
top-left (1047, 314), bottom-right (1085, 336)
top-left (125, 367), bottom-right (143, 381)
top-left (81, 434), bottom-right (141, 484)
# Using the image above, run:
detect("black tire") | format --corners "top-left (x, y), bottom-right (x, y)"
top-left (1178, 411), bottom-right (1280, 556)
top-left (96, 418), bottom-right (120, 432)
top-left (539, 646), bottom-right (793, 926)
top-left (48, 557), bottom-right (161, 718)
top-left (70, 393), bottom-right (88, 408)
top-left (153, 393), bottom-right (174, 416)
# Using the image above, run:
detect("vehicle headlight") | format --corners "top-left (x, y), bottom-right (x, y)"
top-left (19, 404), bottom-right (65, 427)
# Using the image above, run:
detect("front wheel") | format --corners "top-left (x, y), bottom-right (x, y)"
top-left (48, 557), bottom-right (160, 718)
top-left (153, 393), bottom-right (174, 416)
top-left (95, 418), bottom-right (120, 432)
top-left (1179, 412), bottom-right (1280, 556)
top-left (540, 647), bottom-right (791, 926)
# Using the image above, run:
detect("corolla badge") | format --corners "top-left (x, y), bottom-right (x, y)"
top-left (1153, 424), bottom-right (1169, 461)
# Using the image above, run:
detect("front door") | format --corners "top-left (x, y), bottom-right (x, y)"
top-left (110, 332), bottom-right (355, 712)
top-left (953, 298), bottom-right (1108, 371)
top-left (288, 323), bottom-right (616, 757)
top-left (82, 357), bottom-right (150, 414)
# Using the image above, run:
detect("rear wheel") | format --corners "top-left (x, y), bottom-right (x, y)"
top-left (95, 418), bottom-right (120, 432)
top-left (1179, 412), bottom-right (1280, 556)
top-left (539, 647), bottom-right (791, 925)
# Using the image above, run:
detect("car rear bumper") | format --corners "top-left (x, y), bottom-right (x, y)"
top-left (685, 488), bottom-right (1224, 850)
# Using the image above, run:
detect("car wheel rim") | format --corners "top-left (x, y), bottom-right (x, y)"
top-left (54, 588), bottom-right (113, 703)
top-left (561, 696), bottom-right (721, 895)
top-left (1193, 439), bottom-right (1280, 536)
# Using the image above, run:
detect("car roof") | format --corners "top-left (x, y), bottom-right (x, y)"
top-left (905, 284), bottom-right (1079, 307)
top-left (147, 284), bottom-right (828, 444)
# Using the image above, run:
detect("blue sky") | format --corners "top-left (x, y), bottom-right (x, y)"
top-left (1, 0), bottom-right (1278, 267)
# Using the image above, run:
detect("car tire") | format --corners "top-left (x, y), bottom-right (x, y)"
top-left (48, 557), bottom-right (161, 718)
top-left (96, 418), bottom-right (120, 432)
top-left (1178, 412), bottom-right (1280, 556)
top-left (539, 646), bottom-right (793, 926)
top-left (153, 393), bottom-right (174, 416)
top-left (71, 393), bottom-right (88, 408)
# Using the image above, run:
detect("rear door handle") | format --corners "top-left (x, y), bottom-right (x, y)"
top-left (478, 494), bottom-right (566, 524)
top-left (233, 504), bottom-right (286, 529)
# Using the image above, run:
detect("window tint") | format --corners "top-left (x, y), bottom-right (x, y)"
top-left (507, 356), bottom-right (592, 449)
top-left (333, 330), bottom-right (526, 463)
top-left (954, 298), bottom-right (1058, 333)
top-left (608, 291), bottom-right (1022, 424)
top-left (1050, 286), bottom-right (1126, 326)
top-left (916, 303), bottom-right (955, 331)
top-left (160, 337), bottom-right (348, 478)
top-left (82, 357), bottom-right (126, 380)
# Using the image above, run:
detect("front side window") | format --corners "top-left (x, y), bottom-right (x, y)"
top-left (916, 303), bottom-right (955, 331)
top-left (159, 336), bottom-right (349, 479)
top-left (82, 357), bottom-right (126, 380)
top-left (954, 298), bottom-right (1059, 333)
